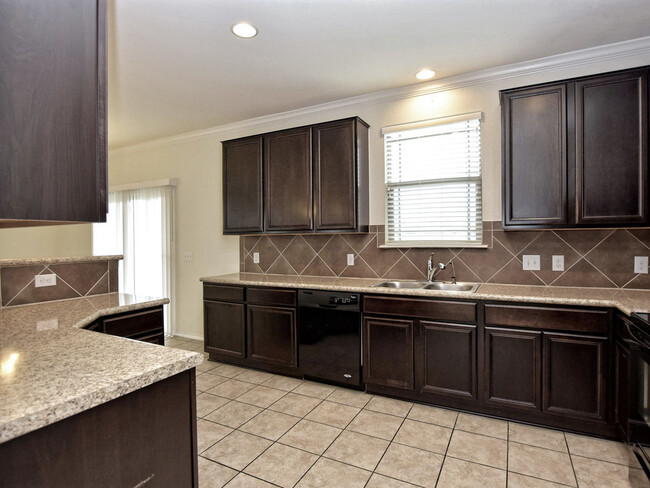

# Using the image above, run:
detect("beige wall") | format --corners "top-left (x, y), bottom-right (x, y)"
top-left (0, 224), bottom-right (92, 259)
top-left (111, 51), bottom-right (650, 338)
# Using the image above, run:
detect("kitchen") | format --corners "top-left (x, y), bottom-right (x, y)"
top-left (2, 0), bottom-right (650, 486)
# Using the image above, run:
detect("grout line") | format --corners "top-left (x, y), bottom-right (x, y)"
top-left (564, 432), bottom-right (580, 487)
top-left (86, 270), bottom-right (109, 296)
top-left (626, 228), bottom-right (650, 252)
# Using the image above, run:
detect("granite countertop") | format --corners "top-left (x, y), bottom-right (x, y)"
top-left (0, 254), bottom-right (123, 267)
top-left (0, 293), bottom-right (203, 444)
top-left (200, 273), bottom-right (650, 315)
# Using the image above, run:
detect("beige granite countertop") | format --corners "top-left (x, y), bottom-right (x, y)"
top-left (200, 273), bottom-right (650, 315)
top-left (0, 254), bottom-right (123, 267)
top-left (0, 293), bottom-right (203, 444)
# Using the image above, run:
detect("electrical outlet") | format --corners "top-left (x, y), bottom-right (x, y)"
top-left (347, 254), bottom-right (355, 266)
top-left (253, 252), bottom-right (260, 264)
top-left (183, 251), bottom-right (193, 262)
top-left (552, 255), bottom-right (565, 271)
top-left (635, 256), bottom-right (648, 274)
top-left (34, 274), bottom-right (56, 288)
top-left (522, 255), bottom-right (540, 271)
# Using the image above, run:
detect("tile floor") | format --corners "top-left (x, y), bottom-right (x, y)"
top-left (169, 337), bottom-right (650, 488)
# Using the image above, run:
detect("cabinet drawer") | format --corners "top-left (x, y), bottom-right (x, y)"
top-left (203, 284), bottom-right (244, 302)
top-left (247, 287), bottom-right (296, 306)
top-left (363, 296), bottom-right (476, 323)
top-left (136, 331), bottom-right (165, 345)
top-left (484, 304), bottom-right (609, 334)
top-left (103, 308), bottom-right (163, 338)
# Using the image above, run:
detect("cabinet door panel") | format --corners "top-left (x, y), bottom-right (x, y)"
top-left (485, 327), bottom-right (541, 411)
top-left (363, 317), bottom-right (414, 390)
top-left (615, 341), bottom-right (630, 441)
top-left (502, 84), bottom-right (567, 226)
top-left (247, 305), bottom-right (297, 368)
top-left (204, 301), bottom-right (245, 358)
top-left (575, 69), bottom-right (648, 224)
top-left (543, 332), bottom-right (608, 422)
top-left (418, 321), bottom-right (477, 400)
top-left (223, 137), bottom-right (263, 233)
top-left (264, 128), bottom-right (313, 231)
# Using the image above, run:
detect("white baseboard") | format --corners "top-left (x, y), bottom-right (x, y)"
top-left (173, 332), bottom-right (204, 341)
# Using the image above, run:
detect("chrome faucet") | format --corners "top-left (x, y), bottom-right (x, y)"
top-left (426, 253), bottom-right (446, 282)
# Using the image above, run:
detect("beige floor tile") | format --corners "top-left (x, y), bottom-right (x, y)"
top-left (196, 360), bottom-right (220, 373)
top-left (507, 472), bottom-right (571, 488)
top-left (305, 400), bottom-right (361, 428)
top-left (202, 430), bottom-right (272, 471)
top-left (509, 422), bottom-right (567, 452)
top-left (566, 432), bottom-right (629, 465)
top-left (327, 388), bottom-right (374, 408)
top-left (236, 385), bottom-right (287, 408)
top-left (239, 409), bottom-right (300, 441)
top-left (630, 468), bottom-right (650, 488)
top-left (244, 443), bottom-right (318, 488)
top-left (393, 418), bottom-right (452, 454)
top-left (224, 473), bottom-right (277, 488)
top-left (407, 403), bottom-right (458, 428)
top-left (235, 369), bottom-right (276, 384)
top-left (375, 442), bottom-right (444, 488)
top-left (207, 379), bottom-right (256, 399)
top-left (455, 412), bottom-right (508, 439)
top-left (346, 409), bottom-right (404, 440)
top-left (197, 419), bottom-right (233, 453)
top-left (165, 336), bottom-right (188, 346)
top-left (262, 375), bottom-right (304, 391)
top-left (198, 456), bottom-right (237, 488)
top-left (572, 455), bottom-right (642, 488)
top-left (508, 442), bottom-right (576, 486)
top-left (365, 396), bottom-right (413, 417)
top-left (212, 363), bottom-right (249, 378)
top-left (205, 400), bottom-right (263, 428)
top-left (447, 430), bottom-right (507, 469)
top-left (279, 419), bottom-right (342, 455)
top-left (324, 431), bottom-right (390, 471)
top-left (365, 473), bottom-right (417, 487)
top-left (196, 372), bottom-right (229, 392)
top-left (296, 457), bottom-right (371, 488)
top-left (196, 393), bottom-right (230, 418)
top-left (437, 457), bottom-right (506, 488)
top-left (293, 381), bottom-right (337, 399)
top-left (268, 392), bottom-right (322, 417)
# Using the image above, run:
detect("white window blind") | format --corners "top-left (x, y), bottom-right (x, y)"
top-left (383, 113), bottom-right (482, 247)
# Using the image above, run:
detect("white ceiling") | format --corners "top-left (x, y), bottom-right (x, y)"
top-left (108, 0), bottom-right (650, 148)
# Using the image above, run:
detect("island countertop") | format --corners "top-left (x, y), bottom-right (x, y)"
top-left (0, 293), bottom-right (203, 444)
top-left (200, 272), bottom-right (650, 315)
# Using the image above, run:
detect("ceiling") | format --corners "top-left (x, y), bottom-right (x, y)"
top-left (108, 0), bottom-right (650, 148)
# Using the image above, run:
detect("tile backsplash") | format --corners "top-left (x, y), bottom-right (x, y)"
top-left (240, 222), bottom-right (650, 289)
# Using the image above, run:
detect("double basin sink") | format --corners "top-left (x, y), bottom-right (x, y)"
top-left (371, 281), bottom-right (479, 293)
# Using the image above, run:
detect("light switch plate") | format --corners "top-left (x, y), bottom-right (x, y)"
top-left (347, 254), bottom-right (355, 266)
top-left (552, 255), bottom-right (565, 271)
top-left (253, 252), bottom-right (260, 264)
top-left (635, 256), bottom-right (648, 274)
top-left (522, 255), bottom-right (541, 271)
top-left (183, 251), bottom-right (193, 262)
top-left (34, 274), bottom-right (56, 288)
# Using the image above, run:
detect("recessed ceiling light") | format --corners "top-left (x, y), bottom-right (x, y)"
top-left (231, 22), bottom-right (258, 39)
top-left (415, 69), bottom-right (436, 81)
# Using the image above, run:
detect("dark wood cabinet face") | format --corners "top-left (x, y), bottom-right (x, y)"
top-left (204, 300), bottom-right (246, 358)
top-left (502, 84), bottom-right (567, 226)
top-left (264, 127), bottom-right (313, 231)
top-left (223, 137), bottom-right (263, 233)
top-left (363, 316), bottom-right (414, 390)
top-left (247, 305), bottom-right (297, 368)
top-left (615, 341), bottom-right (630, 441)
top-left (484, 327), bottom-right (541, 411)
top-left (575, 69), bottom-right (648, 224)
top-left (0, 0), bottom-right (107, 224)
top-left (418, 321), bottom-right (477, 401)
top-left (543, 332), bottom-right (608, 422)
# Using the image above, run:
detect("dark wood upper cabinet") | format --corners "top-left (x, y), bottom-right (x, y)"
top-left (223, 137), bottom-right (263, 234)
top-left (501, 66), bottom-right (649, 229)
top-left (0, 0), bottom-right (107, 226)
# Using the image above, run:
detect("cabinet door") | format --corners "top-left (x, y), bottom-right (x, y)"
top-left (313, 119), bottom-right (357, 231)
top-left (418, 321), bottom-right (477, 401)
top-left (0, 0), bottom-right (107, 224)
top-left (264, 127), bottom-right (313, 231)
top-left (484, 327), bottom-right (541, 412)
top-left (222, 137), bottom-right (263, 233)
top-left (502, 84), bottom-right (567, 227)
top-left (204, 300), bottom-right (246, 358)
top-left (543, 332), bottom-right (608, 422)
top-left (247, 305), bottom-right (297, 368)
top-left (363, 317), bottom-right (414, 390)
top-left (575, 69), bottom-right (648, 225)
top-left (615, 341), bottom-right (630, 441)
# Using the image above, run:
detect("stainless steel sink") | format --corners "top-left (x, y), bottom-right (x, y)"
top-left (421, 282), bottom-right (479, 292)
top-left (371, 281), bottom-right (426, 289)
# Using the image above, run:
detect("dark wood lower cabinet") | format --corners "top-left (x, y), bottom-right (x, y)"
top-left (84, 306), bottom-right (164, 345)
top-left (204, 300), bottom-right (246, 358)
top-left (0, 370), bottom-right (198, 487)
top-left (247, 305), bottom-right (296, 368)
top-left (615, 340), bottom-right (630, 441)
top-left (363, 316), bottom-right (414, 390)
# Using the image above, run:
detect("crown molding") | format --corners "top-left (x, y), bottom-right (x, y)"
top-left (110, 35), bottom-right (650, 157)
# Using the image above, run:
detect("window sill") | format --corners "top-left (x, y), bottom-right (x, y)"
top-left (380, 244), bottom-right (489, 249)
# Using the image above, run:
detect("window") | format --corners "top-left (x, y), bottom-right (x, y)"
top-left (383, 112), bottom-right (482, 247)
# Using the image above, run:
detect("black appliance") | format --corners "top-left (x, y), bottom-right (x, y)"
top-left (298, 289), bottom-right (362, 388)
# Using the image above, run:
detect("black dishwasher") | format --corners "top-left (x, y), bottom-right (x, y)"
top-left (298, 289), bottom-right (361, 388)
